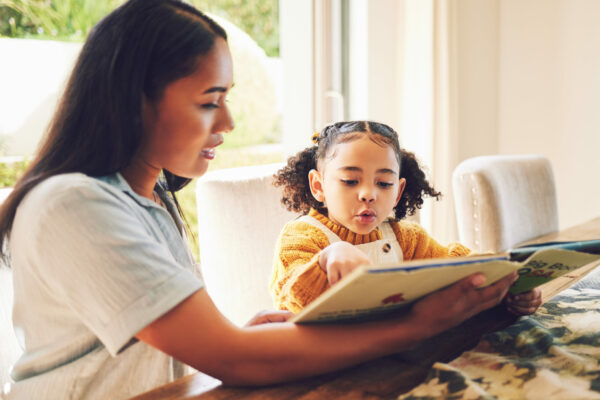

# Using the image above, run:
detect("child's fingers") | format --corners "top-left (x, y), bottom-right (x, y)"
top-left (505, 288), bottom-right (542, 315)
top-left (506, 304), bottom-right (539, 315)
top-left (327, 268), bottom-right (341, 285)
top-left (505, 288), bottom-right (542, 305)
top-left (508, 288), bottom-right (541, 302)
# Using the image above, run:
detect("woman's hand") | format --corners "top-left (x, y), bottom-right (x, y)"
top-left (245, 310), bottom-right (295, 327)
top-left (319, 242), bottom-right (372, 285)
top-left (504, 288), bottom-right (542, 315)
top-left (410, 271), bottom-right (519, 337)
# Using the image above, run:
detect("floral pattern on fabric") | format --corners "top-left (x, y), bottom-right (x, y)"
top-left (399, 266), bottom-right (600, 400)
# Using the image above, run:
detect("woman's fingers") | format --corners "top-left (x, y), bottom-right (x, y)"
top-left (469, 272), bottom-right (519, 313)
top-left (411, 271), bottom-right (518, 336)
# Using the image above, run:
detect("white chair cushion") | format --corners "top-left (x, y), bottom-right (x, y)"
top-left (195, 163), bottom-right (298, 326)
top-left (452, 155), bottom-right (558, 253)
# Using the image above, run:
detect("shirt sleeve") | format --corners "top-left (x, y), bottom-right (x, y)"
top-left (269, 220), bottom-right (331, 313)
top-left (22, 179), bottom-right (202, 356)
top-left (392, 220), bottom-right (472, 260)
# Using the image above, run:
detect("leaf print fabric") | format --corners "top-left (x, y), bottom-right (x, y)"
top-left (399, 266), bottom-right (600, 400)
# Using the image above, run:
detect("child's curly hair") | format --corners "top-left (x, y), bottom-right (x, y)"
top-left (273, 121), bottom-right (441, 220)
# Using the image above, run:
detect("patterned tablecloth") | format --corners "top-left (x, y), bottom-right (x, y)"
top-left (399, 266), bottom-right (600, 400)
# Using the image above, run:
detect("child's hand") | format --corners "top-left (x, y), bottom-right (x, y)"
top-left (504, 288), bottom-right (542, 315)
top-left (319, 242), bottom-right (372, 285)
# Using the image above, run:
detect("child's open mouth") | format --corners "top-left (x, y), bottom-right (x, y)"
top-left (356, 210), bottom-right (376, 224)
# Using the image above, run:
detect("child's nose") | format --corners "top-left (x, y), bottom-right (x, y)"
top-left (359, 188), bottom-right (375, 203)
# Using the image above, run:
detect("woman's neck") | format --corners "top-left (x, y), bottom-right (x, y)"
top-left (120, 157), bottom-right (161, 200)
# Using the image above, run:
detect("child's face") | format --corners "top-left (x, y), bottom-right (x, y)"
top-left (310, 134), bottom-right (406, 234)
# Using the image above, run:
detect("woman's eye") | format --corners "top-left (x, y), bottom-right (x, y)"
top-left (377, 182), bottom-right (394, 188)
top-left (341, 179), bottom-right (358, 186)
top-left (200, 103), bottom-right (219, 109)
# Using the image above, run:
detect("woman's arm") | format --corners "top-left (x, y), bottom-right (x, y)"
top-left (137, 271), bottom-right (517, 386)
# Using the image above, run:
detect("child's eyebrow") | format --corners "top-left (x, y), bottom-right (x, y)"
top-left (376, 168), bottom-right (398, 175)
top-left (338, 166), bottom-right (398, 175)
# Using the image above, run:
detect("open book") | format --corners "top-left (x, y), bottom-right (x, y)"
top-left (291, 239), bottom-right (600, 324)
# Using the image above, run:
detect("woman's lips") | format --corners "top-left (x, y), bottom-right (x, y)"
top-left (201, 148), bottom-right (216, 159)
top-left (201, 137), bottom-right (224, 160)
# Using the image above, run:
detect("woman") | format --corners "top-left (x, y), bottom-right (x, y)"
top-left (0, 1), bottom-right (517, 399)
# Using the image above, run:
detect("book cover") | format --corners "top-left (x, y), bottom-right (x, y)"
top-left (291, 241), bottom-right (600, 324)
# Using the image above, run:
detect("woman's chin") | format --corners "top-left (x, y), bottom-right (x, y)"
top-left (169, 161), bottom-right (209, 179)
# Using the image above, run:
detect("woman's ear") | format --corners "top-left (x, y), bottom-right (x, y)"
top-left (394, 178), bottom-right (407, 206)
top-left (308, 169), bottom-right (325, 202)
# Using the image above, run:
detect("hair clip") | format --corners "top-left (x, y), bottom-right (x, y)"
top-left (311, 132), bottom-right (320, 145)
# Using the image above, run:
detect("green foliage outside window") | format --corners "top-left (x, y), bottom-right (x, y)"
top-left (0, 0), bottom-right (279, 56)
top-left (0, 0), bottom-right (125, 41)
top-left (0, 0), bottom-right (282, 260)
top-left (190, 0), bottom-right (278, 57)
top-left (0, 159), bottom-right (28, 187)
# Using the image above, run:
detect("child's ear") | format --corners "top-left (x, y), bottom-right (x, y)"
top-left (308, 169), bottom-right (325, 202)
top-left (394, 178), bottom-right (407, 206)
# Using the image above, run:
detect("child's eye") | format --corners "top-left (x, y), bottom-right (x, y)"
top-left (377, 182), bottom-right (394, 188)
top-left (341, 179), bottom-right (358, 186)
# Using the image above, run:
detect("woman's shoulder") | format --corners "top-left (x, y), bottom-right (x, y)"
top-left (24, 173), bottom-right (117, 206)
top-left (18, 173), bottom-right (133, 221)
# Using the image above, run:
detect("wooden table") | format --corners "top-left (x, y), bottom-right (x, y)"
top-left (132, 217), bottom-right (600, 400)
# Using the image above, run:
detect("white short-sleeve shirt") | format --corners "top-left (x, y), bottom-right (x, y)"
top-left (3, 173), bottom-right (203, 400)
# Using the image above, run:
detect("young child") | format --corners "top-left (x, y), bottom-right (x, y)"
top-left (270, 120), bottom-right (541, 315)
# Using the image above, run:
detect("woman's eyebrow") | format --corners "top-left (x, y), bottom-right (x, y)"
top-left (203, 86), bottom-right (228, 94)
top-left (203, 83), bottom-right (235, 94)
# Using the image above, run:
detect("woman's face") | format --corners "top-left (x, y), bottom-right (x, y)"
top-left (141, 37), bottom-right (234, 178)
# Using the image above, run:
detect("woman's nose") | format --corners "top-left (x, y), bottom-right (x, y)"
top-left (217, 105), bottom-right (235, 134)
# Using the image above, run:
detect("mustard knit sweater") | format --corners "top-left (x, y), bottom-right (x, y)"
top-left (269, 208), bottom-right (470, 313)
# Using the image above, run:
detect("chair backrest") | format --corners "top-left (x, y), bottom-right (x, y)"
top-left (195, 163), bottom-right (298, 326)
top-left (452, 154), bottom-right (558, 253)
top-left (0, 188), bottom-right (21, 387)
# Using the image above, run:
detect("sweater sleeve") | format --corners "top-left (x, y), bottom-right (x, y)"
top-left (269, 220), bottom-right (331, 313)
top-left (392, 220), bottom-right (471, 260)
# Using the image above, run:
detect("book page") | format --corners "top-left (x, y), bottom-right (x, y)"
top-left (509, 248), bottom-right (600, 294)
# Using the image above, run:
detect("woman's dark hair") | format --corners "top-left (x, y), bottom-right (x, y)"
top-left (0, 0), bottom-right (227, 263)
top-left (273, 121), bottom-right (441, 220)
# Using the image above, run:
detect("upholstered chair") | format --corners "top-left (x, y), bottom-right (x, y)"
top-left (452, 155), bottom-right (558, 253)
top-left (195, 163), bottom-right (298, 326)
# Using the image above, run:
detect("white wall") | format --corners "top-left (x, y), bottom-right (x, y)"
top-left (454, 0), bottom-right (500, 161)
top-left (358, 0), bottom-right (600, 240)
top-left (438, 0), bottom-right (600, 237)
top-left (0, 39), bottom-right (81, 156)
top-left (497, 0), bottom-right (600, 230)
